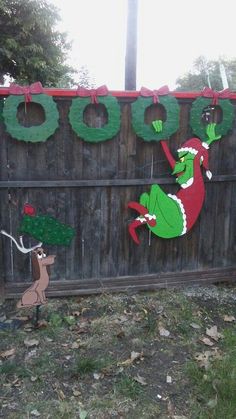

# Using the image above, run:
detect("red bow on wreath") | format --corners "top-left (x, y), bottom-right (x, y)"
top-left (9, 82), bottom-right (44, 103)
top-left (140, 85), bottom-right (170, 103)
top-left (76, 85), bottom-right (109, 104)
top-left (202, 87), bottom-right (231, 105)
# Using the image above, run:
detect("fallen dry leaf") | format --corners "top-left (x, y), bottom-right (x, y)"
top-left (200, 337), bottom-right (215, 347)
top-left (93, 372), bottom-right (104, 380)
top-left (124, 309), bottom-right (133, 316)
top-left (195, 351), bottom-right (212, 369)
top-left (24, 338), bottom-right (39, 348)
top-left (101, 365), bottom-right (114, 376)
top-left (23, 325), bottom-right (34, 332)
top-left (72, 389), bottom-right (81, 397)
top-left (0, 348), bottom-right (16, 358)
top-left (195, 348), bottom-right (222, 369)
top-left (223, 315), bottom-right (236, 322)
top-left (134, 374), bottom-right (147, 386)
top-left (56, 388), bottom-right (66, 400)
top-left (81, 307), bottom-right (89, 315)
top-left (207, 396), bottom-right (218, 408)
top-left (116, 329), bottom-right (125, 339)
top-left (190, 323), bottom-right (201, 329)
top-left (131, 351), bottom-right (143, 362)
top-left (166, 375), bottom-right (172, 384)
top-left (206, 326), bottom-right (222, 342)
top-left (30, 410), bottom-right (41, 417)
top-left (158, 326), bottom-right (170, 337)
top-left (117, 351), bottom-right (144, 366)
top-left (71, 341), bottom-right (80, 349)
top-left (11, 377), bottom-right (21, 386)
top-left (36, 320), bottom-right (48, 329)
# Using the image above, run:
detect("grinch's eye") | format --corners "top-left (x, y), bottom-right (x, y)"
top-left (180, 157), bottom-right (185, 162)
top-left (37, 253), bottom-right (43, 260)
top-left (43, 252), bottom-right (46, 258)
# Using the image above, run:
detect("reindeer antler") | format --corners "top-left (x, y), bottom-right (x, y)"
top-left (0, 230), bottom-right (42, 254)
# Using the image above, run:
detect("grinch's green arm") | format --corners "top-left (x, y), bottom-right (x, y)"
top-left (205, 123), bottom-right (221, 146)
top-left (152, 120), bottom-right (176, 169)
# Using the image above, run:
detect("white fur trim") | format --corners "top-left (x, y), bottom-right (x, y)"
top-left (206, 170), bottom-right (212, 180)
top-left (177, 147), bottom-right (198, 155)
top-left (168, 194), bottom-right (187, 235)
top-left (136, 216), bottom-right (146, 223)
top-left (136, 213), bottom-right (157, 223)
top-left (202, 142), bottom-right (209, 149)
top-left (145, 214), bottom-right (156, 221)
top-left (180, 177), bottom-right (194, 189)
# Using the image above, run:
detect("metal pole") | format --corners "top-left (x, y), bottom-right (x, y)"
top-left (34, 305), bottom-right (41, 327)
top-left (125, 0), bottom-right (138, 90)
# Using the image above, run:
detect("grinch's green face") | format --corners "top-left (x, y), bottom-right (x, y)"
top-left (172, 151), bottom-right (196, 188)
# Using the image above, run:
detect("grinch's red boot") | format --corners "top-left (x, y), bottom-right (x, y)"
top-left (128, 219), bottom-right (146, 245)
top-left (128, 201), bottom-right (157, 227)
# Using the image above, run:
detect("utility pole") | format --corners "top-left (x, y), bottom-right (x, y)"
top-left (125, 0), bottom-right (138, 90)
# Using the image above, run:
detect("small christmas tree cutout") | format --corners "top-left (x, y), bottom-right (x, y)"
top-left (19, 203), bottom-right (75, 246)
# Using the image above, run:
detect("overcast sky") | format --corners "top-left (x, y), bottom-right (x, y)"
top-left (51, 0), bottom-right (236, 90)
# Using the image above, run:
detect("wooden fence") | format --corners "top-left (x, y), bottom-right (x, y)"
top-left (0, 91), bottom-right (236, 298)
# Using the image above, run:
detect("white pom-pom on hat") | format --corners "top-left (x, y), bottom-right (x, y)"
top-left (206, 170), bottom-right (212, 180)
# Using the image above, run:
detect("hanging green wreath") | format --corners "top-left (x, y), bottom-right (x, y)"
top-left (131, 95), bottom-right (180, 142)
top-left (190, 96), bottom-right (234, 142)
top-left (69, 95), bottom-right (120, 143)
top-left (3, 94), bottom-right (59, 143)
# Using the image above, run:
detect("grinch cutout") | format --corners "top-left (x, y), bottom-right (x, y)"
top-left (128, 122), bottom-right (221, 244)
top-left (1, 204), bottom-right (75, 308)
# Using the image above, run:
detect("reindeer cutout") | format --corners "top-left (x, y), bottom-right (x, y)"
top-left (1, 204), bottom-right (75, 312)
top-left (1, 230), bottom-right (55, 308)
top-left (17, 248), bottom-right (55, 308)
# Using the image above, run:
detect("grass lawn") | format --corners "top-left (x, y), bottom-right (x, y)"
top-left (1, 284), bottom-right (236, 418)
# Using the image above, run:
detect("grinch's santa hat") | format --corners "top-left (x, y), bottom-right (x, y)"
top-left (177, 137), bottom-right (212, 180)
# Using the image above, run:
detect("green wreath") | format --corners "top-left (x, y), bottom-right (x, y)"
top-left (190, 96), bottom-right (234, 142)
top-left (69, 95), bottom-right (120, 143)
top-left (3, 94), bottom-right (59, 143)
top-left (131, 95), bottom-right (180, 141)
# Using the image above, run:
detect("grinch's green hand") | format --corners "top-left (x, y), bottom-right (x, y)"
top-left (206, 123), bottom-right (221, 143)
top-left (152, 119), bottom-right (163, 133)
